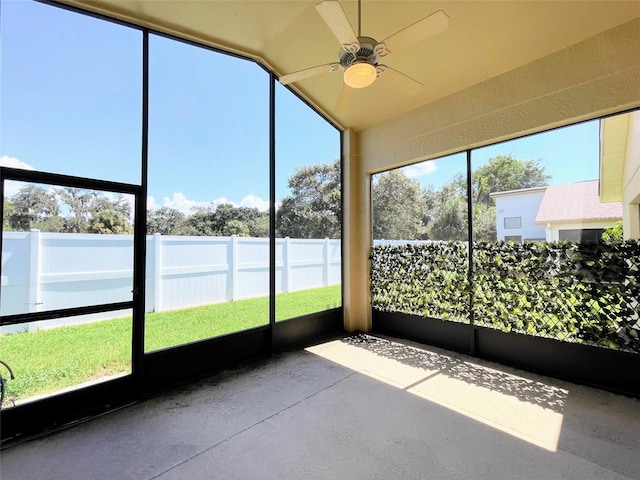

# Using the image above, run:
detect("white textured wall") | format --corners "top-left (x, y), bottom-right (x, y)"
top-left (359, 19), bottom-right (640, 173)
top-left (623, 112), bottom-right (640, 238)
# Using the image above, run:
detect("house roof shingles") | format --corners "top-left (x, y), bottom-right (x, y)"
top-left (535, 180), bottom-right (622, 224)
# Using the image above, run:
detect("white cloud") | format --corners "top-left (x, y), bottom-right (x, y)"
top-left (148, 192), bottom-right (270, 215)
top-left (0, 155), bottom-right (35, 171)
top-left (401, 161), bottom-right (438, 178)
top-left (157, 192), bottom-right (212, 215)
top-left (147, 196), bottom-right (160, 211)
top-left (240, 194), bottom-right (269, 212)
top-left (1, 155), bottom-right (36, 198)
top-left (210, 197), bottom-right (233, 209)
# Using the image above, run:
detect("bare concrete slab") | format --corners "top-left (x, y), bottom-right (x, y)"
top-left (2, 334), bottom-right (639, 480)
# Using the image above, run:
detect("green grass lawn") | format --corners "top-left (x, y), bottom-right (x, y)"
top-left (0, 285), bottom-right (341, 406)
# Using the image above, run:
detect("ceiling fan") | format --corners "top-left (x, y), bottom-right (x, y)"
top-left (279, 0), bottom-right (449, 112)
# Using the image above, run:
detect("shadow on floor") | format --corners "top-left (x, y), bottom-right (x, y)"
top-left (343, 333), bottom-right (567, 412)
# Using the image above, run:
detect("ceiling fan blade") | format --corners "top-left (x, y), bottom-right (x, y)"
top-left (279, 63), bottom-right (339, 85)
top-left (380, 65), bottom-right (423, 95)
top-left (335, 84), bottom-right (353, 113)
top-left (316, 0), bottom-right (358, 46)
top-left (382, 10), bottom-right (449, 51)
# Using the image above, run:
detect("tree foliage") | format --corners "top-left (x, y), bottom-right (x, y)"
top-left (6, 186), bottom-right (63, 232)
top-left (372, 170), bottom-right (430, 240)
top-left (429, 196), bottom-right (467, 241)
top-left (58, 188), bottom-right (100, 233)
top-left (472, 155), bottom-right (550, 206)
top-left (182, 203), bottom-right (269, 237)
top-left (5, 186), bottom-right (132, 234)
top-left (3, 199), bottom-right (14, 231)
top-left (472, 203), bottom-right (497, 242)
top-left (87, 209), bottom-right (133, 234)
top-left (56, 188), bottom-right (132, 233)
top-left (146, 207), bottom-right (188, 235)
top-left (276, 159), bottom-right (341, 238)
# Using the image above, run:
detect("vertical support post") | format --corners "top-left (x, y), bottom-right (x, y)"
top-left (132, 29), bottom-right (150, 392)
top-left (283, 237), bottom-right (291, 293)
top-left (342, 128), bottom-right (370, 332)
top-left (466, 149), bottom-right (476, 356)
top-left (153, 233), bottom-right (162, 312)
top-left (269, 74), bottom-right (276, 347)
top-left (231, 235), bottom-right (238, 301)
top-left (323, 237), bottom-right (330, 287)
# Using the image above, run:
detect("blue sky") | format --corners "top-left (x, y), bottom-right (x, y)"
top-left (2, 0), bottom-right (599, 213)
top-left (1, 0), bottom-right (340, 214)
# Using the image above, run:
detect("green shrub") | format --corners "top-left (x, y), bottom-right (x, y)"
top-left (370, 240), bottom-right (640, 352)
top-left (371, 242), bottom-right (469, 323)
top-left (602, 221), bottom-right (623, 244)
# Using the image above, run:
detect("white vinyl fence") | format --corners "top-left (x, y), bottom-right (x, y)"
top-left (1, 231), bottom-right (341, 333)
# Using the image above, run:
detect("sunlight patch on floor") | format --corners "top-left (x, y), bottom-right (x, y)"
top-left (306, 337), bottom-right (567, 452)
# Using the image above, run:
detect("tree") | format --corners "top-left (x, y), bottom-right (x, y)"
top-left (87, 209), bottom-right (133, 234)
top-left (472, 203), bottom-right (497, 241)
top-left (428, 184), bottom-right (467, 241)
top-left (209, 203), bottom-right (268, 237)
top-left (3, 199), bottom-right (15, 231)
top-left (472, 155), bottom-right (550, 206)
top-left (55, 188), bottom-right (133, 233)
top-left (244, 212), bottom-right (269, 238)
top-left (147, 207), bottom-right (188, 235)
top-left (182, 206), bottom-right (216, 236)
top-left (58, 188), bottom-right (99, 233)
top-left (276, 159), bottom-right (341, 238)
top-left (372, 170), bottom-right (430, 240)
top-left (223, 219), bottom-right (250, 237)
top-left (181, 203), bottom-right (269, 237)
top-left (6, 185), bottom-right (64, 232)
top-left (6, 186), bottom-right (135, 233)
top-left (94, 194), bottom-right (132, 221)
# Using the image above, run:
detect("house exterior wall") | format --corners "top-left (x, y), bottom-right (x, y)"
top-left (622, 111), bottom-right (640, 239)
top-left (493, 191), bottom-right (546, 242)
top-left (546, 220), bottom-right (620, 242)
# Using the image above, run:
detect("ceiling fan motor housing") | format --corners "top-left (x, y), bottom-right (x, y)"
top-left (339, 36), bottom-right (385, 69)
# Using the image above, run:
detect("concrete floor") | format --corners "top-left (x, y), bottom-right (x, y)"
top-left (2, 333), bottom-right (640, 480)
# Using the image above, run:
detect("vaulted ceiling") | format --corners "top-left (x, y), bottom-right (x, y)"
top-left (60, 0), bottom-right (640, 132)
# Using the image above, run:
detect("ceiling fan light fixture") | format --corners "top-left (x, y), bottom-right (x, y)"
top-left (343, 61), bottom-right (377, 88)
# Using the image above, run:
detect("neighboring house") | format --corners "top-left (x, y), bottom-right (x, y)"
top-left (491, 180), bottom-right (622, 243)
top-left (490, 187), bottom-right (547, 243)
top-left (535, 180), bottom-right (622, 242)
top-left (600, 111), bottom-right (640, 239)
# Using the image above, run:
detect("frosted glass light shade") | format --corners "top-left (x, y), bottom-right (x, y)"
top-left (343, 62), bottom-right (376, 88)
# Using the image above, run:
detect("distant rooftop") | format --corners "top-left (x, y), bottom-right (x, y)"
top-left (489, 186), bottom-right (548, 197)
top-left (535, 180), bottom-right (622, 224)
